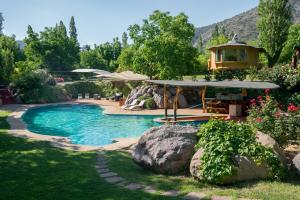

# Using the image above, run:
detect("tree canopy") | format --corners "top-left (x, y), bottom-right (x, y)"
top-left (257, 0), bottom-right (292, 67)
top-left (118, 10), bottom-right (197, 79)
top-left (23, 19), bottom-right (80, 71)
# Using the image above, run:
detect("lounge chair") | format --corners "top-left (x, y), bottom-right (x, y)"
top-left (78, 93), bottom-right (83, 100)
top-left (121, 99), bottom-right (139, 109)
top-left (85, 93), bottom-right (90, 99)
top-left (125, 100), bottom-right (146, 111)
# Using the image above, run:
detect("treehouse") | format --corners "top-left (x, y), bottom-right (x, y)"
top-left (207, 35), bottom-right (265, 71)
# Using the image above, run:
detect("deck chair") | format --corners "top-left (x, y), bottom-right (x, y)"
top-left (85, 93), bottom-right (90, 99)
top-left (78, 93), bottom-right (83, 100)
top-left (121, 99), bottom-right (139, 109)
top-left (125, 100), bottom-right (146, 111)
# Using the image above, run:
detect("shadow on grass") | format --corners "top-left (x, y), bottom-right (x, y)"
top-left (0, 132), bottom-right (179, 200)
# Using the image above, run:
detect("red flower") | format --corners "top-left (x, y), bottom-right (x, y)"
top-left (288, 103), bottom-right (299, 112)
top-left (250, 99), bottom-right (257, 106)
top-left (256, 117), bottom-right (263, 123)
top-left (265, 89), bottom-right (270, 95)
top-left (257, 96), bottom-right (263, 102)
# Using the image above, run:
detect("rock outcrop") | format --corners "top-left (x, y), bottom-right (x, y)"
top-left (132, 125), bottom-right (198, 174)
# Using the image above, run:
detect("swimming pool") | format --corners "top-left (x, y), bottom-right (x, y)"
top-left (22, 104), bottom-right (204, 146)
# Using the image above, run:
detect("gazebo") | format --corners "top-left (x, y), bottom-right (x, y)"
top-left (147, 80), bottom-right (279, 122)
top-left (207, 35), bottom-right (265, 71)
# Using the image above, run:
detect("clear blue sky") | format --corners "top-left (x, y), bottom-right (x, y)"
top-left (0, 0), bottom-right (259, 45)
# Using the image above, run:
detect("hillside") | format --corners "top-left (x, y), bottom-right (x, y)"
top-left (193, 0), bottom-right (300, 45)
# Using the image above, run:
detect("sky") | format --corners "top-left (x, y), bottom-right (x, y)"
top-left (0, 0), bottom-right (259, 45)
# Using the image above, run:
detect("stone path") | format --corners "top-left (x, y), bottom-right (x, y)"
top-left (95, 150), bottom-right (258, 200)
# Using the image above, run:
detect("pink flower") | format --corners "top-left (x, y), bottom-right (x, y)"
top-left (256, 117), bottom-right (263, 123)
top-left (265, 89), bottom-right (270, 95)
top-left (250, 99), bottom-right (257, 106)
top-left (275, 112), bottom-right (281, 119)
top-left (257, 96), bottom-right (263, 102)
top-left (288, 103), bottom-right (299, 112)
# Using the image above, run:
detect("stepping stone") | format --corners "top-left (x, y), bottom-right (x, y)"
top-left (162, 190), bottom-right (180, 197)
top-left (105, 176), bottom-right (124, 184)
top-left (95, 164), bottom-right (108, 169)
top-left (124, 183), bottom-right (143, 190)
top-left (143, 186), bottom-right (157, 194)
top-left (97, 168), bottom-right (110, 173)
top-left (96, 158), bottom-right (107, 163)
top-left (211, 195), bottom-right (232, 200)
top-left (116, 180), bottom-right (130, 187)
top-left (184, 192), bottom-right (207, 200)
top-left (100, 172), bottom-right (118, 178)
top-left (238, 199), bottom-right (258, 200)
top-left (97, 151), bottom-right (106, 155)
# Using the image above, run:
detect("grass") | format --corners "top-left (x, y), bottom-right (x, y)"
top-left (0, 111), bottom-right (177, 200)
top-left (106, 151), bottom-right (300, 200)
top-left (1, 110), bottom-right (300, 200)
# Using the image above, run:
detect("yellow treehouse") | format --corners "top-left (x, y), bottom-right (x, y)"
top-left (208, 35), bottom-right (265, 71)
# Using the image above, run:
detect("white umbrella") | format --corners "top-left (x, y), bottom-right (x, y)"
top-left (72, 69), bottom-right (112, 75)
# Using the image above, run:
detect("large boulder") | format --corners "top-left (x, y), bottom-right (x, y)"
top-left (153, 93), bottom-right (164, 109)
top-left (132, 125), bottom-right (198, 174)
top-left (293, 153), bottom-right (300, 174)
top-left (178, 94), bottom-right (188, 108)
top-left (190, 132), bottom-right (286, 184)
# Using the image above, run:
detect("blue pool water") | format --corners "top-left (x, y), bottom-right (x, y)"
top-left (22, 104), bottom-right (205, 146)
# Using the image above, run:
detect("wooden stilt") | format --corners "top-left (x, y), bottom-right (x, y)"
top-left (163, 85), bottom-right (168, 121)
top-left (202, 86), bottom-right (207, 113)
top-left (173, 87), bottom-right (182, 122)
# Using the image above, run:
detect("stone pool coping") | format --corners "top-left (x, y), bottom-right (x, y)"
top-left (2, 102), bottom-right (140, 151)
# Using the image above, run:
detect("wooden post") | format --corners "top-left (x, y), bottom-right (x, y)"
top-left (163, 85), bottom-right (168, 121)
top-left (173, 87), bottom-right (182, 122)
top-left (202, 86), bottom-right (207, 113)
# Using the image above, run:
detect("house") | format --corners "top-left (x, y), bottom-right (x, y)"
top-left (207, 35), bottom-right (265, 71)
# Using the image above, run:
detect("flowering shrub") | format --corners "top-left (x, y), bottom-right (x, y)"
top-left (247, 90), bottom-right (300, 146)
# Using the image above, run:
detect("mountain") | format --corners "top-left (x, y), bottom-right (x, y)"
top-left (193, 0), bottom-right (300, 46)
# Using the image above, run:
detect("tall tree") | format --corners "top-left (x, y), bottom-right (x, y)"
top-left (220, 26), bottom-right (226, 36)
top-left (121, 10), bottom-right (197, 79)
top-left (69, 16), bottom-right (78, 42)
top-left (0, 13), bottom-right (4, 34)
top-left (257, 0), bottom-right (292, 67)
top-left (196, 34), bottom-right (203, 53)
top-left (122, 32), bottom-right (128, 47)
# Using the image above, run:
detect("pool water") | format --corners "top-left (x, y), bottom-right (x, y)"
top-left (22, 104), bottom-right (204, 146)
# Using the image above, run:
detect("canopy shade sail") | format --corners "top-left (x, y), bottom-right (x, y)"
top-left (147, 80), bottom-right (280, 89)
top-left (95, 71), bottom-right (149, 81)
top-left (72, 69), bottom-right (112, 75)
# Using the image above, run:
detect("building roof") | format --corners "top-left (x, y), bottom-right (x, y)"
top-left (95, 71), bottom-right (149, 81)
top-left (147, 80), bottom-right (279, 89)
top-left (208, 35), bottom-right (265, 52)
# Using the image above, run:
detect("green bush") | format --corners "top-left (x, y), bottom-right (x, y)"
top-left (144, 98), bottom-right (156, 109)
top-left (196, 119), bottom-right (284, 184)
top-left (215, 70), bottom-right (247, 81)
top-left (11, 70), bottom-right (68, 103)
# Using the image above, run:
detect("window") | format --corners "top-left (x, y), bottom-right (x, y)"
top-left (223, 49), bottom-right (238, 61)
top-left (238, 49), bottom-right (247, 61)
top-left (215, 49), bottom-right (222, 62)
top-left (222, 48), bottom-right (247, 62)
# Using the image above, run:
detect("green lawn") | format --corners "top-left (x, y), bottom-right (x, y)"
top-left (1, 110), bottom-right (300, 200)
top-left (106, 149), bottom-right (300, 200)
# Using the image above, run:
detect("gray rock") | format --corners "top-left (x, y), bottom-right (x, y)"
top-left (292, 153), bottom-right (300, 174)
top-left (132, 125), bottom-right (198, 174)
top-left (155, 88), bottom-right (164, 95)
top-left (178, 94), bottom-right (189, 108)
top-left (190, 132), bottom-right (286, 184)
top-left (153, 93), bottom-right (164, 109)
top-left (147, 88), bottom-right (153, 94)
top-left (256, 131), bottom-right (287, 165)
top-left (169, 88), bottom-right (177, 95)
